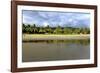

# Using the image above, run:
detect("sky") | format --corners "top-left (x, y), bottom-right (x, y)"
top-left (22, 10), bottom-right (90, 28)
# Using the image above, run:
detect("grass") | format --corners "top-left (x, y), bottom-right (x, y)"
top-left (22, 34), bottom-right (90, 41)
top-left (23, 34), bottom-right (90, 37)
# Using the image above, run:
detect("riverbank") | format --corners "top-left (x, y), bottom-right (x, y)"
top-left (22, 34), bottom-right (90, 41)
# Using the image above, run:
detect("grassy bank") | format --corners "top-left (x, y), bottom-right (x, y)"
top-left (22, 34), bottom-right (90, 41)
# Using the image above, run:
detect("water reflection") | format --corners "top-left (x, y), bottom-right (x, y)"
top-left (23, 39), bottom-right (90, 45)
top-left (22, 39), bottom-right (90, 62)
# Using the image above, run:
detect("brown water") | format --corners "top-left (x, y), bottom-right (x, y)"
top-left (22, 39), bottom-right (90, 62)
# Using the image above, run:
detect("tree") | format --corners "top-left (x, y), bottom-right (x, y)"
top-left (74, 28), bottom-right (81, 34)
top-left (45, 25), bottom-right (52, 34)
top-left (32, 24), bottom-right (38, 34)
top-left (22, 23), bottom-right (90, 35)
top-left (85, 28), bottom-right (90, 34)
top-left (22, 24), bottom-right (26, 33)
top-left (39, 28), bottom-right (46, 34)
top-left (54, 26), bottom-right (62, 34)
top-left (25, 24), bottom-right (33, 33)
top-left (63, 28), bottom-right (72, 34)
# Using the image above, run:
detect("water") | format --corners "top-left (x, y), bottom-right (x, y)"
top-left (22, 39), bottom-right (90, 62)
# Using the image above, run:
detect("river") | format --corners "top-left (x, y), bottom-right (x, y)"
top-left (22, 39), bottom-right (90, 62)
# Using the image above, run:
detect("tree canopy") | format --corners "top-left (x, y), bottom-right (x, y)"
top-left (22, 24), bottom-right (90, 34)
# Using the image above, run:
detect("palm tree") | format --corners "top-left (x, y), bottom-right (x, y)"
top-left (32, 24), bottom-right (38, 34)
top-left (25, 24), bottom-right (33, 33)
top-left (45, 25), bottom-right (52, 34)
top-left (54, 25), bottom-right (62, 34)
top-left (22, 24), bottom-right (26, 33)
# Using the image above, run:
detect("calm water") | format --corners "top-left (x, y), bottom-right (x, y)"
top-left (22, 39), bottom-right (90, 62)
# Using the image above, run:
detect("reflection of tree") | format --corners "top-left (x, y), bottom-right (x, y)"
top-left (25, 39), bottom-right (90, 45)
top-left (63, 39), bottom-right (90, 45)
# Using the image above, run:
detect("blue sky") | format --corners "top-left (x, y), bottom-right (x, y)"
top-left (22, 10), bottom-right (90, 28)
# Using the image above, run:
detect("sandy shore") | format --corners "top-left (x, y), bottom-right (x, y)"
top-left (22, 34), bottom-right (90, 41)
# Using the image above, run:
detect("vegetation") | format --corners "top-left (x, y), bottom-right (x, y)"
top-left (22, 24), bottom-right (90, 34)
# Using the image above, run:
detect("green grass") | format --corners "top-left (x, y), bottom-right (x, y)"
top-left (22, 34), bottom-right (90, 41)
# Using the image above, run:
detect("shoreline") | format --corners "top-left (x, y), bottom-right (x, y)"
top-left (22, 34), bottom-right (90, 41)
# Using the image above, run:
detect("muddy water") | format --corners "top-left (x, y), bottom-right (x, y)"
top-left (22, 39), bottom-right (90, 62)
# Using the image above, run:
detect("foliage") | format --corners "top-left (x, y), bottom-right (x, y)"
top-left (22, 24), bottom-right (90, 34)
top-left (54, 26), bottom-right (63, 34)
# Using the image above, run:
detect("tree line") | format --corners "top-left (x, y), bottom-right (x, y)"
top-left (22, 24), bottom-right (90, 34)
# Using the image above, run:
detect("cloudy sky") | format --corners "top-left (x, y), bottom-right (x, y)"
top-left (22, 10), bottom-right (90, 28)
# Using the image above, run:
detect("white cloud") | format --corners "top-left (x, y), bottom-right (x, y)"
top-left (43, 22), bottom-right (49, 27)
top-left (23, 10), bottom-right (90, 28)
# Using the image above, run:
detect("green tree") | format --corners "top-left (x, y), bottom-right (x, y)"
top-left (63, 28), bottom-right (72, 34)
top-left (45, 25), bottom-right (53, 34)
top-left (32, 24), bottom-right (38, 34)
top-left (73, 28), bottom-right (81, 34)
top-left (25, 24), bottom-right (33, 33)
top-left (54, 26), bottom-right (62, 34)
top-left (39, 28), bottom-right (46, 34)
top-left (22, 24), bottom-right (26, 33)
